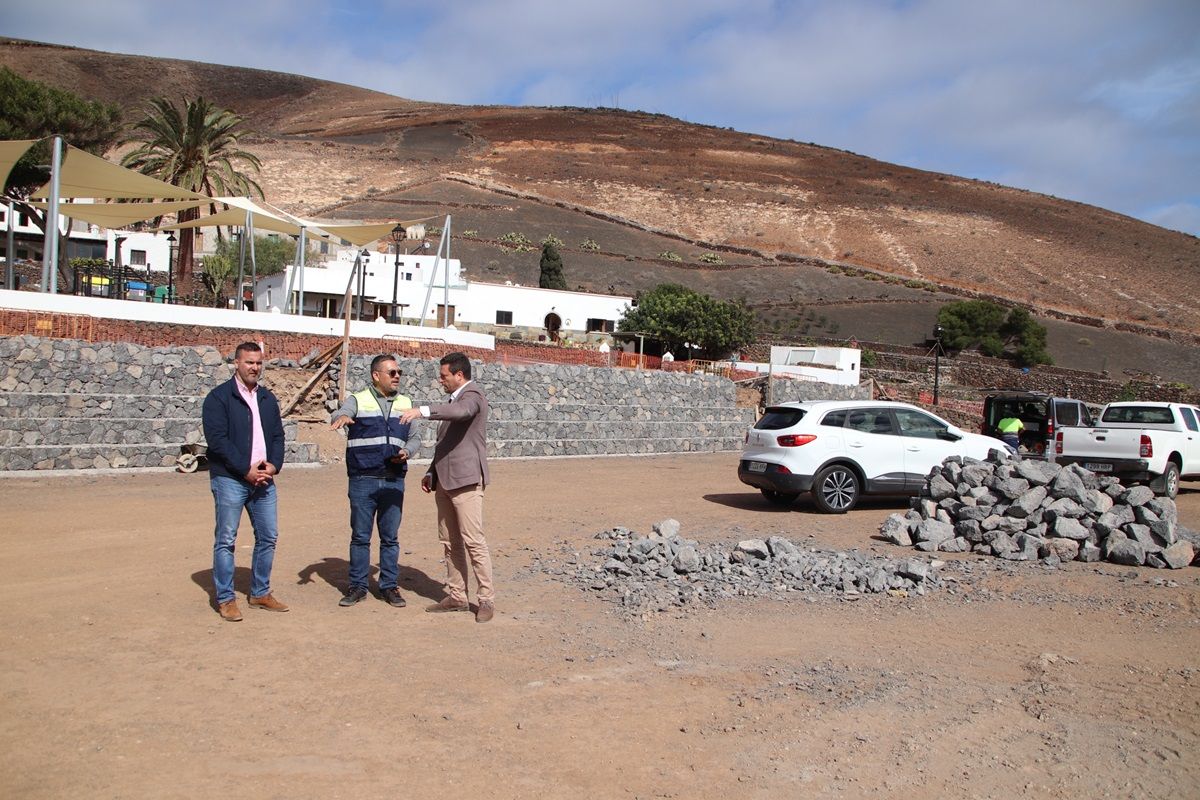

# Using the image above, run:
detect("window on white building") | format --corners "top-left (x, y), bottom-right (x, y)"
top-left (586, 318), bottom-right (615, 333)
top-left (129, 250), bottom-right (147, 266)
top-left (405, 273), bottom-right (413, 281)
top-left (496, 310), bottom-right (513, 325)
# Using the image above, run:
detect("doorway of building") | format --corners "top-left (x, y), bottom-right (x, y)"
top-left (544, 312), bottom-right (562, 342)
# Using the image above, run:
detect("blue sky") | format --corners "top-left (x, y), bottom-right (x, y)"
top-left (5, 0), bottom-right (1198, 234)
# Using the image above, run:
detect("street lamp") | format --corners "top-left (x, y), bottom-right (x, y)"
top-left (113, 235), bottom-right (127, 300)
top-left (932, 323), bottom-right (945, 406)
top-left (389, 224), bottom-right (405, 324)
top-left (165, 231), bottom-right (176, 304)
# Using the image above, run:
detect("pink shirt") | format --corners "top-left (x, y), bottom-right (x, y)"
top-left (235, 376), bottom-right (268, 468)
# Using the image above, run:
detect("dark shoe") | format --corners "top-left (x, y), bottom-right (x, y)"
top-left (380, 587), bottom-right (407, 608)
top-left (249, 593), bottom-right (289, 612)
top-left (339, 586), bottom-right (369, 607)
top-left (425, 596), bottom-right (469, 613)
top-left (218, 600), bottom-right (243, 622)
top-left (475, 600), bottom-right (495, 624)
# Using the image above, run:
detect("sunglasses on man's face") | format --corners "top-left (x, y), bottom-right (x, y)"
top-left (375, 369), bottom-right (401, 377)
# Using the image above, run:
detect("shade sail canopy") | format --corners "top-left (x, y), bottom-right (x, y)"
top-left (28, 199), bottom-right (208, 228)
top-left (31, 145), bottom-right (206, 200)
top-left (157, 207), bottom-right (335, 240)
top-left (159, 203), bottom-right (422, 248)
top-left (312, 221), bottom-right (405, 247)
top-left (4, 139), bottom-right (429, 248)
top-left (0, 139), bottom-right (37, 190)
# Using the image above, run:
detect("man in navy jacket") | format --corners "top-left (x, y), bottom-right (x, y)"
top-left (201, 341), bottom-right (288, 621)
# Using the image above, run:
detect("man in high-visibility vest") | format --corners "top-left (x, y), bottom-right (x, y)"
top-left (330, 354), bottom-right (417, 608)
top-left (996, 415), bottom-right (1025, 450)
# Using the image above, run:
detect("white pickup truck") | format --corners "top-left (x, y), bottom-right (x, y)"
top-left (1054, 402), bottom-right (1200, 498)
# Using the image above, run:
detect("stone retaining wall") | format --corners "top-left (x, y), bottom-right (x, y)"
top-left (336, 354), bottom-right (754, 459)
top-left (0, 336), bottom-right (315, 470)
top-left (0, 335), bottom-right (755, 470)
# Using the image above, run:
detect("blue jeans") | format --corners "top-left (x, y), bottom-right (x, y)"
top-left (348, 475), bottom-right (405, 591)
top-left (211, 475), bottom-right (279, 604)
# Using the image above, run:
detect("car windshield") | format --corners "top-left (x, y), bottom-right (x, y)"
top-left (1102, 406), bottom-right (1175, 425)
top-left (755, 407), bottom-right (806, 430)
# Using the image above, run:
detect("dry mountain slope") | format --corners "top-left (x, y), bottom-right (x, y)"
top-left (3, 38), bottom-right (1198, 347)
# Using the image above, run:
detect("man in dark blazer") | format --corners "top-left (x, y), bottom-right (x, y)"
top-left (201, 341), bottom-right (289, 621)
top-left (399, 351), bottom-right (494, 622)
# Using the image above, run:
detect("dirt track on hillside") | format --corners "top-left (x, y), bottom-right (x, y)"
top-left (2, 454), bottom-right (1198, 798)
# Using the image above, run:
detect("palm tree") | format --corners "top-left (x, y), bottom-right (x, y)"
top-left (120, 97), bottom-right (263, 284)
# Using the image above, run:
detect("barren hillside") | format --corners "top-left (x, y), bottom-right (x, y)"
top-left (3, 38), bottom-right (1198, 364)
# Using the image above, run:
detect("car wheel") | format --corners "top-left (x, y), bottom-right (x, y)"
top-left (1158, 461), bottom-right (1180, 499)
top-left (812, 464), bottom-right (860, 513)
top-left (760, 488), bottom-right (799, 507)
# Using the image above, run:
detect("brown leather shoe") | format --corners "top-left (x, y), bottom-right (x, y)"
top-left (425, 596), bottom-right (469, 613)
top-left (248, 593), bottom-right (289, 612)
top-left (475, 600), bottom-right (495, 624)
top-left (218, 600), bottom-right (243, 622)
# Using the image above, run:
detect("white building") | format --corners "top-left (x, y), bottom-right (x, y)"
top-left (736, 345), bottom-right (862, 386)
top-left (254, 248), bottom-right (631, 340)
top-left (1, 203), bottom-right (171, 291)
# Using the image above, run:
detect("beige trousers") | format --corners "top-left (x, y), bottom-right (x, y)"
top-left (434, 483), bottom-right (494, 603)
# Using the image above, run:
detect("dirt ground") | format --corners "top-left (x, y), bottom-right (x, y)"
top-left (2, 454), bottom-right (1198, 799)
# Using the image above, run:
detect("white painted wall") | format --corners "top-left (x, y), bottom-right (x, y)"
top-left (734, 346), bottom-right (863, 386)
top-left (256, 252), bottom-right (631, 335)
top-left (0, 288), bottom-right (495, 350)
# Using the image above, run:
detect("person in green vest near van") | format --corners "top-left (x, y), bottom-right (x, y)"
top-left (330, 354), bottom-right (417, 608)
top-left (996, 415), bottom-right (1025, 450)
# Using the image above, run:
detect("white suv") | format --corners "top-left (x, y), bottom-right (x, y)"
top-left (738, 400), bottom-right (1011, 513)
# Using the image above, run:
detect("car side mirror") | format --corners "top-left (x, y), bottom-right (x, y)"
top-left (938, 429), bottom-right (962, 442)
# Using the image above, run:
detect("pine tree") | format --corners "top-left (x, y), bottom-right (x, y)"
top-left (538, 242), bottom-right (567, 290)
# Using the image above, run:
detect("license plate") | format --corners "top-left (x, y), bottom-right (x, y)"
top-left (1084, 462), bottom-right (1113, 472)
top-left (748, 461), bottom-right (768, 473)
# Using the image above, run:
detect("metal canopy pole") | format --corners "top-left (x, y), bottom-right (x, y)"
top-left (284, 227), bottom-right (306, 314)
top-left (5, 200), bottom-right (14, 290)
top-left (236, 211), bottom-right (248, 309)
top-left (248, 212), bottom-right (258, 311)
top-left (338, 250), bottom-right (363, 403)
top-left (442, 215), bottom-right (451, 326)
top-left (297, 226), bottom-right (307, 315)
top-left (41, 135), bottom-right (63, 292)
top-left (418, 215), bottom-right (452, 327)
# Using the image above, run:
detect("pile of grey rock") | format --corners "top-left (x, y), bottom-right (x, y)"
top-left (879, 453), bottom-right (1197, 569)
top-left (554, 519), bottom-right (943, 613)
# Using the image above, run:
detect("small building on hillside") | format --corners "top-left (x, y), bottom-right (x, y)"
top-left (734, 345), bottom-right (862, 386)
top-left (254, 248), bottom-right (631, 342)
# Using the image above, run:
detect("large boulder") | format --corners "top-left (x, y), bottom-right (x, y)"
top-left (1007, 485), bottom-right (1048, 518)
top-left (1051, 517), bottom-right (1090, 541)
top-left (1105, 537), bottom-right (1145, 566)
top-left (914, 519), bottom-right (955, 547)
top-left (1119, 485), bottom-right (1156, 507)
top-left (880, 514), bottom-right (914, 547)
top-left (1043, 538), bottom-right (1080, 561)
top-left (928, 473), bottom-right (957, 501)
top-left (1162, 541), bottom-right (1195, 570)
top-left (1049, 467), bottom-right (1089, 503)
top-left (1015, 459), bottom-right (1056, 486)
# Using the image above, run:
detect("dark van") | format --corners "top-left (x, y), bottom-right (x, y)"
top-left (981, 391), bottom-right (1095, 459)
